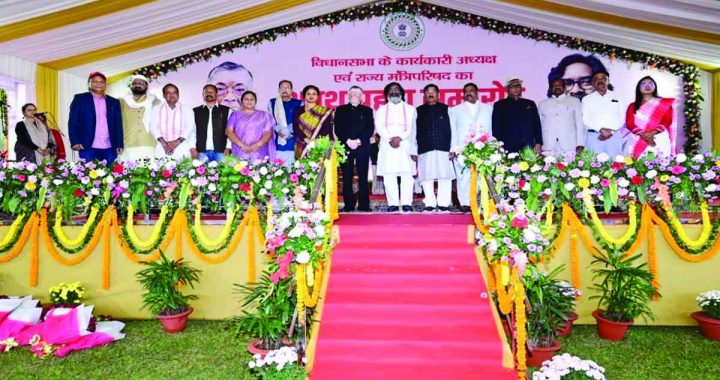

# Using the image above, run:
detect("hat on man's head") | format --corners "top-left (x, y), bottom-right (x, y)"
top-left (130, 74), bottom-right (149, 84)
top-left (505, 75), bottom-right (523, 86)
top-left (88, 71), bottom-right (107, 81)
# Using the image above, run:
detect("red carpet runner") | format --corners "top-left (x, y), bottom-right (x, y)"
top-left (312, 214), bottom-right (515, 379)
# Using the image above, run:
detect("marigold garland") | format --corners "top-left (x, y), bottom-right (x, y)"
top-left (123, 205), bottom-right (172, 251)
top-left (102, 213), bottom-right (111, 290)
top-left (583, 192), bottom-right (638, 248)
top-left (470, 167), bottom-right (483, 230)
top-left (29, 213), bottom-right (39, 287)
top-left (662, 203), bottom-right (712, 249)
top-left (111, 211), bottom-right (166, 263)
top-left (41, 208), bottom-right (109, 265)
top-left (493, 263), bottom-right (515, 315)
top-left (0, 213), bottom-right (35, 262)
top-left (647, 218), bottom-right (660, 300)
top-left (649, 208), bottom-right (720, 262)
top-left (51, 206), bottom-right (101, 250)
top-left (183, 209), bottom-right (249, 264)
top-left (0, 212), bottom-right (30, 253)
top-left (515, 273), bottom-right (527, 379)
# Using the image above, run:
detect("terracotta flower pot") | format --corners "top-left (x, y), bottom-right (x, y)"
top-left (247, 339), bottom-right (271, 357)
top-left (558, 312), bottom-right (579, 337)
top-left (526, 339), bottom-right (562, 368)
top-left (691, 311), bottom-right (720, 340)
top-left (157, 307), bottom-right (193, 333)
top-left (592, 310), bottom-right (632, 341)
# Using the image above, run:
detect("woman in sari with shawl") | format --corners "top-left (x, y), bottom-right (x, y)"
top-left (14, 103), bottom-right (55, 164)
top-left (293, 85), bottom-right (334, 158)
top-left (226, 91), bottom-right (276, 161)
top-left (624, 76), bottom-right (675, 158)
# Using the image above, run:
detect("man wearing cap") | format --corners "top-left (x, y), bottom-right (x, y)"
top-left (68, 72), bottom-right (124, 164)
top-left (538, 78), bottom-right (585, 156)
top-left (119, 74), bottom-right (161, 161)
top-left (582, 70), bottom-right (626, 157)
top-left (492, 76), bottom-right (542, 154)
top-left (449, 82), bottom-right (493, 213)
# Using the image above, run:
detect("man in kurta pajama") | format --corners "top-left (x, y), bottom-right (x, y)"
top-left (582, 70), bottom-right (626, 158)
top-left (416, 84), bottom-right (455, 212)
top-left (450, 83), bottom-right (493, 213)
top-left (375, 82), bottom-right (417, 213)
top-left (119, 75), bottom-right (160, 161)
top-left (268, 80), bottom-right (302, 168)
top-left (150, 84), bottom-right (196, 160)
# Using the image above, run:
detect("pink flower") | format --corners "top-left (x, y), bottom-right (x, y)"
top-left (670, 165), bottom-right (686, 175)
top-left (16, 174), bottom-right (26, 182)
top-left (600, 179), bottom-right (610, 187)
top-left (290, 174), bottom-right (299, 183)
top-left (510, 250), bottom-right (528, 276)
top-left (196, 166), bottom-right (207, 175)
top-left (241, 167), bottom-right (251, 176)
top-left (511, 216), bottom-right (528, 229)
top-left (479, 134), bottom-right (489, 143)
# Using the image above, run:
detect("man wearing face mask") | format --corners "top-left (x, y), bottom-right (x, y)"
top-left (582, 70), bottom-right (626, 158)
top-left (268, 80), bottom-right (302, 168)
top-left (449, 83), bottom-right (493, 213)
top-left (119, 75), bottom-right (161, 161)
top-left (375, 82), bottom-right (417, 213)
top-left (416, 84), bottom-right (455, 212)
top-left (334, 86), bottom-right (374, 212)
top-left (192, 84), bottom-right (231, 162)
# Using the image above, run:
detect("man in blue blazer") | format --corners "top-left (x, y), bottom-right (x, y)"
top-left (68, 72), bottom-right (124, 164)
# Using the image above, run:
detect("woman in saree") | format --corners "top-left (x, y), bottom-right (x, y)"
top-left (14, 103), bottom-right (55, 164)
top-left (226, 91), bottom-right (276, 161)
top-left (293, 85), bottom-right (334, 158)
top-left (624, 76), bottom-right (675, 158)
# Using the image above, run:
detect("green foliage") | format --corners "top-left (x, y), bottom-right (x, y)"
top-left (229, 271), bottom-right (298, 349)
top-left (135, 250), bottom-right (201, 316)
top-left (525, 266), bottom-right (575, 348)
top-left (251, 362), bottom-right (306, 380)
top-left (590, 249), bottom-right (656, 322)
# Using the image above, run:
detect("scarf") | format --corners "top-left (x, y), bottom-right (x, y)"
top-left (23, 118), bottom-right (49, 164)
top-left (159, 103), bottom-right (183, 141)
top-left (273, 98), bottom-right (289, 145)
top-left (120, 93), bottom-right (157, 133)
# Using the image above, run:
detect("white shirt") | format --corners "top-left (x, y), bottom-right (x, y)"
top-left (538, 94), bottom-right (584, 151)
top-left (449, 100), bottom-right (493, 152)
top-left (581, 90), bottom-right (626, 132)
top-left (204, 103), bottom-right (232, 151)
top-left (375, 101), bottom-right (417, 175)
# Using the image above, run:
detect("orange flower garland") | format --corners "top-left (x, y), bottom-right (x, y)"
top-left (0, 213), bottom-right (37, 264)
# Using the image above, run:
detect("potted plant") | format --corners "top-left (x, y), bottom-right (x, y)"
top-left (590, 249), bottom-right (656, 341)
top-left (691, 290), bottom-right (720, 340)
top-left (556, 281), bottom-right (581, 337)
top-left (136, 250), bottom-right (201, 333)
top-left (231, 270), bottom-right (300, 356)
top-left (532, 353), bottom-right (607, 380)
top-left (524, 266), bottom-right (574, 367)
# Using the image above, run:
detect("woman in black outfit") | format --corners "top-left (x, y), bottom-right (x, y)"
top-left (15, 103), bottom-right (54, 164)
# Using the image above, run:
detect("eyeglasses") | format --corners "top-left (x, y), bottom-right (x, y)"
top-left (562, 76), bottom-right (593, 89)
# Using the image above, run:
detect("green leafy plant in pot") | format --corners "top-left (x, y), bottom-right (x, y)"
top-left (136, 250), bottom-right (201, 333)
top-left (524, 265), bottom-right (574, 367)
top-left (230, 270), bottom-right (304, 356)
top-left (590, 249), bottom-right (656, 341)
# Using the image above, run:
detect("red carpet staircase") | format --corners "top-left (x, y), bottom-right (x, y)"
top-left (312, 214), bottom-right (515, 379)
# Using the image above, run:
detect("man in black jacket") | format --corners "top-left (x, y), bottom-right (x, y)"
top-left (192, 84), bottom-right (231, 162)
top-left (415, 84), bottom-right (455, 212)
top-left (334, 86), bottom-right (374, 212)
top-left (492, 76), bottom-right (543, 154)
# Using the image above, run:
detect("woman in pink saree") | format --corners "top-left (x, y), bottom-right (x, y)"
top-left (624, 76), bottom-right (675, 158)
top-left (226, 91), bottom-right (276, 161)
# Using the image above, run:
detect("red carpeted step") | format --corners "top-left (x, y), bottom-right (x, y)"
top-left (311, 215), bottom-right (512, 379)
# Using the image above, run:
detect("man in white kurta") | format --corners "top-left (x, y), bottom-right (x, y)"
top-left (450, 83), bottom-right (493, 213)
top-left (582, 71), bottom-right (626, 158)
top-left (376, 83), bottom-right (417, 212)
top-left (150, 84), bottom-right (195, 160)
top-left (538, 78), bottom-right (585, 156)
top-left (119, 75), bottom-right (161, 161)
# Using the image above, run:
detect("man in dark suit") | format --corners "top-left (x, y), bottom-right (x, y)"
top-left (492, 76), bottom-right (543, 154)
top-left (334, 86), bottom-right (374, 212)
top-left (68, 72), bottom-right (124, 164)
top-left (192, 84), bottom-right (231, 162)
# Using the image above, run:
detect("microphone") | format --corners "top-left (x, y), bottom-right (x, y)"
top-left (34, 112), bottom-right (48, 117)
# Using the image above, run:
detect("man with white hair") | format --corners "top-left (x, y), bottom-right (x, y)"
top-left (334, 86), bottom-right (374, 212)
top-left (119, 74), bottom-right (160, 160)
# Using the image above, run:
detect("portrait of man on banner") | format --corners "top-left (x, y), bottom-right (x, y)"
top-left (207, 61), bottom-right (254, 111)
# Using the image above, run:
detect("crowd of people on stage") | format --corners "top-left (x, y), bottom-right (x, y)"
top-left (13, 67), bottom-right (676, 213)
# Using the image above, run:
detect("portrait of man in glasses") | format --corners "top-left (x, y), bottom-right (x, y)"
top-left (547, 54), bottom-right (613, 100)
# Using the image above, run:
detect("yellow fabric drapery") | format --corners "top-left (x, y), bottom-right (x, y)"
top-left (0, 1), bottom-right (157, 43)
top-left (42, 0), bottom-right (312, 70)
top-left (35, 65), bottom-right (59, 121)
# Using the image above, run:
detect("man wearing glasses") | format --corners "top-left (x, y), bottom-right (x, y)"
top-left (207, 61), bottom-right (254, 111)
top-left (538, 78), bottom-right (585, 156)
top-left (548, 54), bottom-right (614, 101)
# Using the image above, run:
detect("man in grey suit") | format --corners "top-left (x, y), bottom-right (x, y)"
top-left (538, 78), bottom-right (584, 156)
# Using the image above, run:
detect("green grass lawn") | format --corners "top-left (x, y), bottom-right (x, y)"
top-left (1, 321), bottom-right (719, 379)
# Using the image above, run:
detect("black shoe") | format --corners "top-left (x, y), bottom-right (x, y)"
top-left (460, 206), bottom-right (471, 213)
top-left (438, 206), bottom-right (450, 212)
top-left (423, 206), bottom-right (436, 212)
top-left (387, 206), bottom-right (400, 212)
top-left (401, 205), bottom-right (413, 212)
top-left (357, 206), bottom-right (371, 212)
top-left (341, 207), bottom-right (355, 213)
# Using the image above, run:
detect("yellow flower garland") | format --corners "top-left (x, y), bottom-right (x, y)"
top-left (41, 208), bottom-right (109, 266)
top-left (52, 206), bottom-right (101, 249)
top-left (183, 208), bottom-right (253, 264)
top-left (649, 207), bottom-right (720, 262)
top-left (0, 213), bottom-right (36, 264)
top-left (515, 271), bottom-right (527, 380)
top-left (111, 210), bottom-right (166, 263)
top-left (0, 212), bottom-right (27, 248)
top-left (582, 191), bottom-right (638, 248)
top-left (124, 204), bottom-right (170, 250)
top-left (662, 203), bottom-right (712, 249)
top-left (190, 204), bottom-right (237, 250)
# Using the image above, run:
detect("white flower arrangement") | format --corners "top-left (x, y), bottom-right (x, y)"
top-left (248, 346), bottom-right (306, 378)
top-left (696, 290), bottom-right (720, 319)
top-left (532, 353), bottom-right (606, 380)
